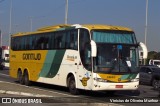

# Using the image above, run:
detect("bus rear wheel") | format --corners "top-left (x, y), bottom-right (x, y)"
top-left (24, 71), bottom-right (31, 86)
top-left (68, 76), bottom-right (79, 95)
top-left (17, 71), bottom-right (24, 85)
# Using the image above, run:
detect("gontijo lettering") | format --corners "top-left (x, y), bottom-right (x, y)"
top-left (23, 53), bottom-right (41, 60)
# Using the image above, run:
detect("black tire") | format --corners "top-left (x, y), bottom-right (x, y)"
top-left (68, 76), bottom-right (79, 95)
top-left (24, 71), bottom-right (31, 86)
top-left (17, 71), bottom-right (24, 85)
top-left (139, 81), bottom-right (143, 85)
top-left (0, 66), bottom-right (4, 70)
top-left (105, 91), bottom-right (116, 96)
top-left (152, 79), bottom-right (159, 90)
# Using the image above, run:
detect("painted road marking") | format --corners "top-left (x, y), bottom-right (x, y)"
top-left (0, 90), bottom-right (53, 97)
top-left (0, 73), bottom-right (10, 77)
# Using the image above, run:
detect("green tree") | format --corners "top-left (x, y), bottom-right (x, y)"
top-left (148, 51), bottom-right (157, 60)
top-left (154, 52), bottom-right (160, 59)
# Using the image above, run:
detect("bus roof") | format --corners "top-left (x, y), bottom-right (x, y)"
top-left (82, 24), bottom-right (133, 31)
top-left (11, 24), bottom-right (133, 37)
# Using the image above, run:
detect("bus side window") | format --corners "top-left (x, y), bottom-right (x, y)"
top-left (70, 34), bottom-right (75, 49)
top-left (26, 36), bottom-right (31, 50)
top-left (35, 35), bottom-right (43, 50)
top-left (70, 30), bottom-right (78, 50)
top-left (11, 37), bottom-right (16, 50)
top-left (65, 30), bottom-right (78, 50)
top-left (43, 36), bottom-right (49, 49)
top-left (31, 36), bottom-right (36, 50)
top-left (65, 31), bottom-right (70, 49)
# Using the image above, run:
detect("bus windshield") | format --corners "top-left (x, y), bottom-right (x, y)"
top-left (92, 30), bottom-right (137, 44)
top-left (92, 30), bottom-right (139, 74)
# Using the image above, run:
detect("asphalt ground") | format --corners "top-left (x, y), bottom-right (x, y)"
top-left (0, 81), bottom-right (122, 106)
top-left (0, 69), bottom-right (160, 106)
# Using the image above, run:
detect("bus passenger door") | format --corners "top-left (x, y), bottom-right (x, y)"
top-left (78, 44), bottom-right (92, 89)
top-left (78, 28), bottom-right (92, 90)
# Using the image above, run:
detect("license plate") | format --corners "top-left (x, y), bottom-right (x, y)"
top-left (116, 85), bottom-right (123, 88)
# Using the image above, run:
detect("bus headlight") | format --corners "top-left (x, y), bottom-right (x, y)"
top-left (131, 78), bottom-right (139, 82)
top-left (94, 78), bottom-right (108, 82)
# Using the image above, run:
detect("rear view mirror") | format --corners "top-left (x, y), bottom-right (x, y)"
top-left (90, 40), bottom-right (97, 57)
top-left (139, 42), bottom-right (148, 59)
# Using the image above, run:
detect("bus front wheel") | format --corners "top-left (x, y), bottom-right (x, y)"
top-left (68, 76), bottom-right (79, 95)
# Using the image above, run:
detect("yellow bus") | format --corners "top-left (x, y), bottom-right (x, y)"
top-left (10, 24), bottom-right (147, 94)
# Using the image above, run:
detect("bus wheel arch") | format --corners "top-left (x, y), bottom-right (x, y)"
top-left (23, 69), bottom-right (31, 86)
top-left (67, 73), bottom-right (79, 95)
top-left (17, 69), bottom-right (24, 85)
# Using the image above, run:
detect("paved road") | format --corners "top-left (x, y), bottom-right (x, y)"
top-left (0, 69), bottom-right (160, 106)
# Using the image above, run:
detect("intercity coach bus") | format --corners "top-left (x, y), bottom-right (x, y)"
top-left (10, 24), bottom-right (147, 94)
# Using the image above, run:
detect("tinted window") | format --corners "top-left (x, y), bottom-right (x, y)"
top-left (11, 29), bottom-right (78, 51)
top-left (140, 67), bottom-right (147, 73)
top-left (152, 68), bottom-right (160, 73)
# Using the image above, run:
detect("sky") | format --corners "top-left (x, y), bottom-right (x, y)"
top-left (0, 0), bottom-right (160, 51)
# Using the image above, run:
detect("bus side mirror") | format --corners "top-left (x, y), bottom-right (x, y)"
top-left (90, 40), bottom-right (97, 57)
top-left (139, 42), bottom-right (148, 59)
